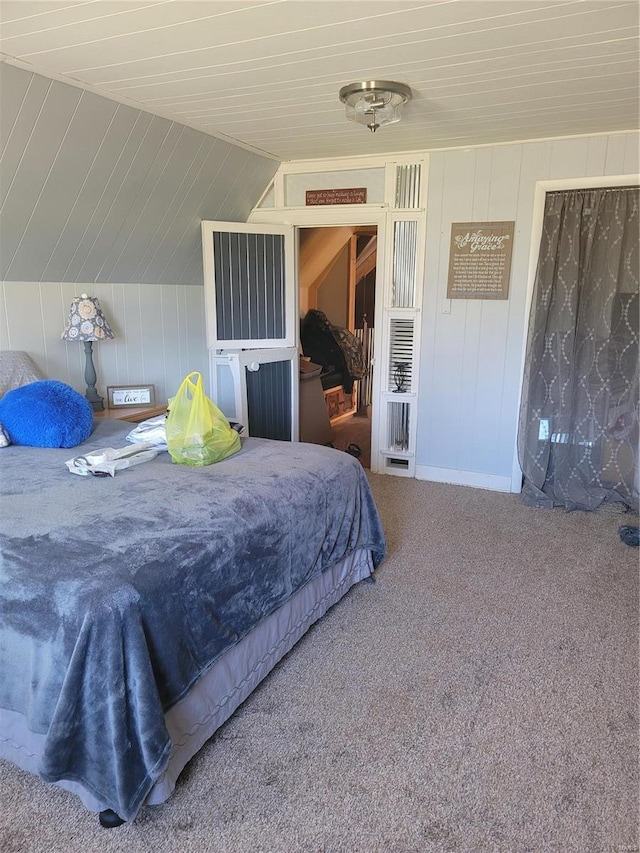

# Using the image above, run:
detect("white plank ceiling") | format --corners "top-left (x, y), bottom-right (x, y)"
top-left (1, 0), bottom-right (638, 162)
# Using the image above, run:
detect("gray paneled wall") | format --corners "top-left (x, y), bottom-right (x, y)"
top-left (0, 280), bottom-right (208, 407)
top-left (0, 63), bottom-right (278, 285)
top-left (213, 231), bottom-right (285, 341)
top-left (417, 131), bottom-right (639, 489)
top-left (245, 360), bottom-right (292, 442)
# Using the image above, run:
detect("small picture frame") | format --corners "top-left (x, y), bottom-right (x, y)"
top-left (107, 384), bottom-right (156, 408)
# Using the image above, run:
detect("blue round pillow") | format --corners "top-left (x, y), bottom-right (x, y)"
top-left (0, 380), bottom-right (93, 448)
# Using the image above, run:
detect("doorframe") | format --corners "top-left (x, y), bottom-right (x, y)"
top-left (250, 205), bottom-right (388, 469)
top-left (510, 172), bottom-right (640, 492)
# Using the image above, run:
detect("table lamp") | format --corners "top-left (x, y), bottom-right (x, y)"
top-left (61, 293), bottom-right (114, 411)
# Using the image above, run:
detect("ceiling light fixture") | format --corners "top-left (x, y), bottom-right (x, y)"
top-left (339, 80), bottom-right (412, 133)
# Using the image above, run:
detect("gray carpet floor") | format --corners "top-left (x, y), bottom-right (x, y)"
top-left (1, 475), bottom-right (638, 853)
top-left (330, 406), bottom-right (371, 469)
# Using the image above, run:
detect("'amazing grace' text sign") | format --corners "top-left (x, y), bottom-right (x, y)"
top-left (446, 221), bottom-right (515, 300)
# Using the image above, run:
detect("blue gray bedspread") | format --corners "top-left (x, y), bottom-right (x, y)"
top-left (0, 420), bottom-right (385, 820)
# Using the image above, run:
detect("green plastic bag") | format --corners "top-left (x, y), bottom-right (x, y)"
top-left (166, 372), bottom-right (241, 466)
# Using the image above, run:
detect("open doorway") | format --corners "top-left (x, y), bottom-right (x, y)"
top-left (298, 226), bottom-right (377, 467)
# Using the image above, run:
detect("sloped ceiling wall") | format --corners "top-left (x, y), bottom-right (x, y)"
top-left (0, 63), bottom-right (279, 285)
top-left (299, 227), bottom-right (354, 294)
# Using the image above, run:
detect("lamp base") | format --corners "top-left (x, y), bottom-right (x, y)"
top-left (87, 396), bottom-right (105, 412)
top-left (83, 341), bottom-right (104, 412)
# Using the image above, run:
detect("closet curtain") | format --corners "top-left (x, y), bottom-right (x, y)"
top-left (518, 187), bottom-right (639, 512)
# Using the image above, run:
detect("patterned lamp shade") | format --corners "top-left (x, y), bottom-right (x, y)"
top-left (61, 294), bottom-right (114, 342)
top-left (60, 293), bottom-right (114, 412)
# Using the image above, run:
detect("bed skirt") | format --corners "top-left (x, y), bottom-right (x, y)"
top-left (0, 547), bottom-right (374, 816)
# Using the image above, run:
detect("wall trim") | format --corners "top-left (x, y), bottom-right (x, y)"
top-left (0, 57), bottom-right (280, 162)
top-left (415, 464), bottom-right (513, 493)
top-left (280, 130), bottom-right (639, 167)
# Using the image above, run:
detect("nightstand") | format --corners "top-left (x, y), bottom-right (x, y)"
top-left (94, 404), bottom-right (167, 424)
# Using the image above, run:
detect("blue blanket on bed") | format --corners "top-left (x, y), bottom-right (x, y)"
top-left (0, 420), bottom-right (385, 820)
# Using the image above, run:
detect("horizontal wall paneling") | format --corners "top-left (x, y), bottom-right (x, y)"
top-left (0, 280), bottom-right (209, 407)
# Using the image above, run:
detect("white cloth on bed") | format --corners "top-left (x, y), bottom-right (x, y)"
top-left (126, 414), bottom-right (168, 449)
top-left (126, 414), bottom-right (244, 450)
top-left (66, 442), bottom-right (160, 476)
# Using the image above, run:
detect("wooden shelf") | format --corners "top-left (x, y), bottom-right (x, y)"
top-left (94, 404), bottom-right (167, 423)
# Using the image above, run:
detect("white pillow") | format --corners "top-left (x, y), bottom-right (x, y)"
top-left (0, 351), bottom-right (44, 398)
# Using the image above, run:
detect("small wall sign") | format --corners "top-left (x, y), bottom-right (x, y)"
top-left (107, 384), bottom-right (156, 407)
top-left (305, 187), bottom-right (367, 205)
top-left (446, 221), bottom-right (515, 300)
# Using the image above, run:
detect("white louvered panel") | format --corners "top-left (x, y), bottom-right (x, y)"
top-left (392, 220), bottom-right (417, 308)
top-left (395, 164), bottom-right (421, 209)
top-left (388, 317), bottom-right (414, 393)
top-left (387, 401), bottom-right (410, 452)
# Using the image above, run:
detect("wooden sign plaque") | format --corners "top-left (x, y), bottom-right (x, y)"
top-left (305, 188), bottom-right (367, 206)
top-left (446, 221), bottom-right (515, 300)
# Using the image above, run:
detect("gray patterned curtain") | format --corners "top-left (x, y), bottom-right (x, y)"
top-left (518, 187), bottom-right (639, 512)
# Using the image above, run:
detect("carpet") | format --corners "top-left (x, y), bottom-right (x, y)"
top-left (1, 476), bottom-right (637, 853)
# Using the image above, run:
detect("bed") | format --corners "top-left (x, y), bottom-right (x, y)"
top-left (0, 408), bottom-right (385, 825)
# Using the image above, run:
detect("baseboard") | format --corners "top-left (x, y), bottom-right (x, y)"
top-left (415, 464), bottom-right (513, 493)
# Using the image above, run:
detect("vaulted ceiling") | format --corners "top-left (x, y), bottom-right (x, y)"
top-left (1, 0), bottom-right (638, 162)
